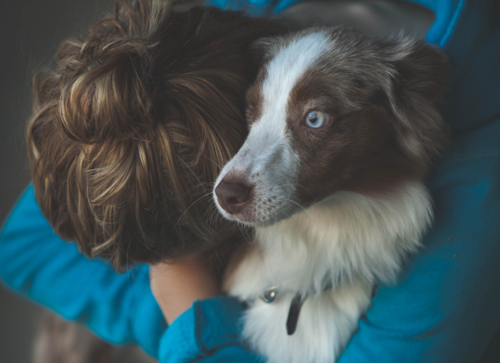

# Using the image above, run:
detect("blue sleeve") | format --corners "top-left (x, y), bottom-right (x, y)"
top-left (206, 0), bottom-right (301, 16)
top-left (335, 121), bottom-right (500, 362)
top-left (334, 1), bottom-right (500, 360)
top-left (0, 186), bottom-right (260, 362)
top-left (156, 118), bottom-right (500, 363)
top-left (158, 297), bottom-right (264, 363)
top-left (0, 185), bottom-right (166, 357)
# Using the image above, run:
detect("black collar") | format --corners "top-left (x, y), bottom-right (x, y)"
top-left (258, 281), bottom-right (335, 335)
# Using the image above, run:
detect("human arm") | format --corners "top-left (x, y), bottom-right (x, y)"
top-left (0, 184), bottom-right (166, 357)
top-left (4, 113), bottom-right (497, 363)
top-left (0, 184), bottom-right (260, 361)
top-left (336, 122), bottom-right (500, 362)
top-left (158, 296), bottom-right (263, 363)
top-left (154, 119), bottom-right (500, 362)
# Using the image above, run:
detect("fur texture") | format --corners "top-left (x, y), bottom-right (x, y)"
top-left (214, 27), bottom-right (448, 363)
top-left (223, 184), bottom-right (431, 362)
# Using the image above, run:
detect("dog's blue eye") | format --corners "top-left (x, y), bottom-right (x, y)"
top-left (305, 110), bottom-right (327, 129)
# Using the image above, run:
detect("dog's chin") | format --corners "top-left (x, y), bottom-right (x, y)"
top-left (221, 205), bottom-right (301, 227)
top-left (218, 212), bottom-right (274, 227)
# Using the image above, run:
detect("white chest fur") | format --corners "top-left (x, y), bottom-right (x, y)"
top-left (224, 182), bottom-right (432, 363)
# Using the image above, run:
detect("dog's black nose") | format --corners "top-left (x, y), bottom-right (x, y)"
top-left (215, 178), bottom-right (251, 214)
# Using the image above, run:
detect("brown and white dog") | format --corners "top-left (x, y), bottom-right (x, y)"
top-left (213, 27), bottom-right (448, 363)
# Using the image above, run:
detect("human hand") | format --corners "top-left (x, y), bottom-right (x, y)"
top-left (149, 255), bottom-right (221, 324)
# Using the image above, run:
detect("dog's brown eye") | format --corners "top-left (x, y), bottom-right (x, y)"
top-left (305, 110), bottom-right (327, 129)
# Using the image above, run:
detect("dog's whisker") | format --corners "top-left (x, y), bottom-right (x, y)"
top-left (174, 192), bottom-right (213, 228)
top-left (295, 184), bottom-right (314, 198)
top-left (178, 182), bottom-right (215, 199)
top-left (203, 156), bottom-right (223, 169)
top-left (287, 199), bottom-right (309, 216)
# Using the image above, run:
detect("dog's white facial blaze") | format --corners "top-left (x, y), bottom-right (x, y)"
top-left (214, 32), bottom-right (331, 224)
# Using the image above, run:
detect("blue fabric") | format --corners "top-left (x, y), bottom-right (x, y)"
top-left (1, 0), bottom-right (500, 362)
top-left (158, 297), bottom-right (261, 362)
top-left (337, 124), bottom-right (500, 362)
top-left (0, 185), bottom-right (166, 357)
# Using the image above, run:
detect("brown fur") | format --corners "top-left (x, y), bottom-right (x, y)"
top-left (246, 27), bottom-right (449, 208)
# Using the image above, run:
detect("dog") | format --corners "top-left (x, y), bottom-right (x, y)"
top-left (213, 27), bottom-right (449, 363)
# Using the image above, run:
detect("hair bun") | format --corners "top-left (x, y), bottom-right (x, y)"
top-left (58, 0), bottom-right (167, 144)
top-left (27, 0), bottom-right (284, 270)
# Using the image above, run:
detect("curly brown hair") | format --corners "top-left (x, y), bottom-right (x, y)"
top-left (27, 0), bottom-right (284, 270)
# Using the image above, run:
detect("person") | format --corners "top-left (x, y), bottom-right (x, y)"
top-left (1, 0), bottom-right (500, 362)
top-left (1, 0), bottom-right (285, 356)
top-left (24, 0), bottom-right (285, 326)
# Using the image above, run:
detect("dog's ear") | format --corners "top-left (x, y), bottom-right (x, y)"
top-left (383, 38), bottom-right (450, 166)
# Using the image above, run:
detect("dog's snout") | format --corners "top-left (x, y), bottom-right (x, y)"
top-left (215, 178), bottom-right (251, 215)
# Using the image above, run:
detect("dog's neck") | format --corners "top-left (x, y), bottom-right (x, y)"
top-left (251, 181), bottom-right (432, 296)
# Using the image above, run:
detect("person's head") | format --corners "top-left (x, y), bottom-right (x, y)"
top-left (27, 0), bottom-right (283, 270)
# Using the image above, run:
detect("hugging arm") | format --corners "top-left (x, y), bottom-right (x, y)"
top-left (336, 1), bottom-right (500, 360)
top-left (158, 297), bottom-right (263, 363)
top-left (154, 124), bottom-right (500, 363)
top-left (336, 133), bottom-right (500, 362)
top-left (3, 137), bottom-right (499, 363)
top-left (0, 185), bottom-right (166, 357)
top-left (0, 184), bottom-right (261, 361)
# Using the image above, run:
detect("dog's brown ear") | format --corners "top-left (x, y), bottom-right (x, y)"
top-left (383, 39), bottom-right (450, 167)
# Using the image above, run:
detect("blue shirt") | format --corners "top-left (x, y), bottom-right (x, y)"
top-left (1, 0), bottom-right (500, 362)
